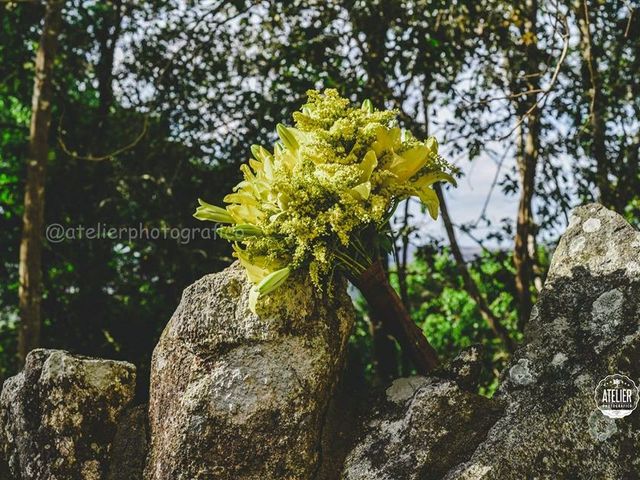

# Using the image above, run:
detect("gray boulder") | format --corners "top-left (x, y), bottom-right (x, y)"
top-left (144, 262), bottom-right (355, 480)
top-left (343, 203), bottom-right (640, 479)
top-left (341, 375), bottom-right (504, 480)
top-left (341, 346), bottom-right (501, 480)
top-left (445, 203), bottom-right (640, 479)
top-left (0, 349), bottom-right (136, 480)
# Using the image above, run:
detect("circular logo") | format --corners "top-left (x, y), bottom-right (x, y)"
top-left (594, 374), bottom-right (639, 419)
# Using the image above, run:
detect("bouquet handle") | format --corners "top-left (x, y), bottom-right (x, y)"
top-left (353, 259), bottom-right (439, 374)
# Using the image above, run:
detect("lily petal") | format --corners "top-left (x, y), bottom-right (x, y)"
top-left (349, 181), bottom-right (371, 200)
top-left (256, 266), bottom-right (291, 295)
top-left (217, 224), bottom-right (263, 241)
top-left (193, 199), bottom-right (234, 223)
top-left (233, 245), bottom-right (271, 284)
top-left (227, 204), bottom-right (263, 224)
top-left (224, 192), bottom-right (260, 207)
top-left (248, 287), bottom-right (260, 314)
top-left (412, 172), bottom-right (458, 189)
top-left (358, 150), bottom-right (378, 182)
top-left (417, 187), bottom-right (440, 220)
top-left (277, 124), bottom-right (299, 151)
top-left (251, 145), bottom-right (272, 163)
top-left (389, 145), bottom-right (429, 181)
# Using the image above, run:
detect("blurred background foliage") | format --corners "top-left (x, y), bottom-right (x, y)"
top-left (351, 246), bottom-right (547, 396)
top-left (0, 0), bottom-right (638, 398)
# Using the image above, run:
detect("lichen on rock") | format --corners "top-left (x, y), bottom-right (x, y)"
top-left (144, 261), bottom-right (355, 480)
top-left (443, 203), bottom-right (640, 479)
top-left (341, 376), bottom-right (504, 480)
top-left (0, 349), bottom-right (136, 480)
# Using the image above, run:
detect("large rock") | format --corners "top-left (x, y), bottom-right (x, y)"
top-left (343, 203), bottom-right (640, 479)
top-left (445, 203), bottom-right (640, 479)
top-left (0, 349), bottom-right (136, 480)
top-left (342, 376), bottom-right (504, 480)
top-left (145, 262), bottom-right (355, 480)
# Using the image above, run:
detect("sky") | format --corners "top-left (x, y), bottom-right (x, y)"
top-left (393, 151), bottom-right (517, 259)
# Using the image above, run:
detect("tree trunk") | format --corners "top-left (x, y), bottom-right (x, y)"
top-left (352, 259), bottom-right (439, 375)
top-left (396, 200), bottom-right (411, 311)
top-left (512, 0), bottom-right (540, 331)
top-left (18, 0), bottom-right (64, 363)
top-left (95, 0), bottom-right (122, 120)
top-left (369, 253), bottom-right (399, 381)
top-left (435, 184), bottom-right (515, 351)
top-left (396, 200), bottom-right (414, 374)
top-left (368, 313), bottom-right (399, 381)
top-left (575, 0), bottom-right (615, 209)
top-left (513, 115), bottom-right (538, 330)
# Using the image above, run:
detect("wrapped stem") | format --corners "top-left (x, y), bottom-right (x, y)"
top-left (352, 258), bottom-right (439, 374)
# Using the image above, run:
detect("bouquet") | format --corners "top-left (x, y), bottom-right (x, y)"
top-left (195, 89), bottom-right (455, 373)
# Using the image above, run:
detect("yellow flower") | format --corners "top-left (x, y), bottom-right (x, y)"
top-left (217, 224), bottom-right (263, 242)
top-left (227, 204), bottom-right (264, 225)
top-left (248, 266), bottom-right (292, 313)
top-left (193, 198), bottom-right (234, 223)
top-left (358, 150), bottom-right (378, 182)
top-left (349, 181), bottom-right (371, 200)
top-left (233, 244), bottom-right (273, 284)
top-left (194, 89), bottom-right (456, 307)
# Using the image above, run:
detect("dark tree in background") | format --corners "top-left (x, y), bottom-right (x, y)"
top-left (570, 0), bottom-right (640, 217)
top-left (18, 0), bottom-right (64, 363)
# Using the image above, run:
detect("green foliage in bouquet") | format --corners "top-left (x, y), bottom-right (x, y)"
top-left (194, 89), bottom-right (455, 311)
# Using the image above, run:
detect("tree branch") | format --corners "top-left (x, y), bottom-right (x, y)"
top-left (435, 184), bottom-right (515, 352)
